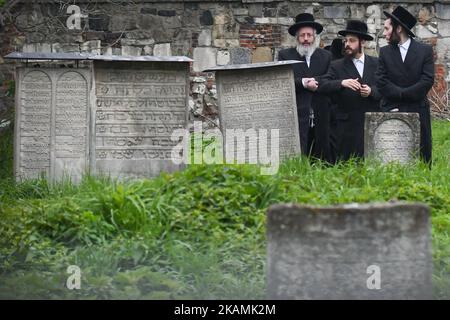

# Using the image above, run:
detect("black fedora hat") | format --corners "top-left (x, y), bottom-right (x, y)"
top-left (338, 20), bottom-right (374, 41)
top-left (383, 6), bottom-right (417, 37)
top-left (288, 13), bottom-right (323, 36)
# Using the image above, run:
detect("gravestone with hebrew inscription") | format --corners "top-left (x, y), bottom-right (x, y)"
top-left (364, 113), bottom-right (420, 164)
top-left (93, 57), bottom-right (190, 178)
top-left (204, 61), bottom-right (301, 164)
top-left (8, 52), bottom-right (192, 181)
top-left (267, 202), bottom-right (432, 300)
top-left (15, 66), bottom-right (90, 182)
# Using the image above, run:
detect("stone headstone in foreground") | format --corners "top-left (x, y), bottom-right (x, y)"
top-left (15, 67), bottom-right (91, 182)
top-left (267, 202), bottom-right (432, 300)
top-left (364, 112), bottom-right (420, 164)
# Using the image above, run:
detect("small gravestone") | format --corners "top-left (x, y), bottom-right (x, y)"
top-left (204, 61), bottom-right (301, 168)
top-left (364, 113), bottom-right (420, 164)
top-left (93, 56), bottom-right (191, 178)
top-left (267, 202), bottom-right (432, 300)
top-left (13, 54), bottom-right (91, 182)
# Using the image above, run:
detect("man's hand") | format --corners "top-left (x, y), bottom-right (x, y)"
top-left (341, 78), bottom-right (361, 92)
top-left (360, 84), bottom-right (371, 98)
top-left (303, 78), bottom-right (319, 91)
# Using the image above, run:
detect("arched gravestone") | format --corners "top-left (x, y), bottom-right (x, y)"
top-left (55, 71), bottom-right (89, 180)
top-left (267, 202), bottom-right (432, 300)
top-left (15, 67), bottom-right (90, 182)
top-left (17, 70), bottom-right (52, 179)
top-left (364, 113), bottom-right (420, 164)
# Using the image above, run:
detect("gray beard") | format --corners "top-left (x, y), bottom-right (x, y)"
top-left (296, 44), bottom-right (317, 58)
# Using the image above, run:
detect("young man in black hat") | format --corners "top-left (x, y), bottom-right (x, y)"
top-left (319, 20), bottom-right (381, 161)
top-left (277, 13), bottom-right (332, 162)
top-left (376, 6), bottom-right (435, 164)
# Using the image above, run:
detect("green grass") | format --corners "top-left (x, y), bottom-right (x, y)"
top-left (0, 120), bottom-right (449, 299)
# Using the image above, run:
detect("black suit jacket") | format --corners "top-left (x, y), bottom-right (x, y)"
top-left (376, 39), bottom-right (434, 163)
top-left (277, 47), bottom-right (332, 160)
top-left (319, 55), bottom-right (381, 160)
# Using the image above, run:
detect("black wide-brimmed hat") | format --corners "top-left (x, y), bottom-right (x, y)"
top-left (288, 13), bottom-right (323, 36)
top-left (383, 6), bottom-right (417, 37)
top-left (338, 20), bottom-right (374, 41)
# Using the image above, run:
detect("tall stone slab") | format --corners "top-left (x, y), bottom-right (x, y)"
top-left (267, 202), bottom-right (433, 300)
top-left (364, 112), bottom-right (421, 164)
top-left (16, 70), bottom-right (52, 179)
top-left (55, 70), bottom-right (90, 181)
top-left (15, 67), bottom-right (90, 182)
top-left (93, 58), bottom-right (190, 178)
top-left (204, 61), bottom-right (301, 164)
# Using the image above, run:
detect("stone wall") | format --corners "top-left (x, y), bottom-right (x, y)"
top-left (1, 1), bottom-right (450, 123)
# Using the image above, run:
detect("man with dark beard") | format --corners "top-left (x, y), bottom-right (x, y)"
top-left (376, 6), bottom-right (434, 164)
top-left (319, 20), bottom-right (381, 161)
top-left (277, 13), bottom-right (332, 162)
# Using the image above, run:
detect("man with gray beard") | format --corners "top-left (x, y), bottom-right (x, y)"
top-left (278, 13), bottom-right (332, 162)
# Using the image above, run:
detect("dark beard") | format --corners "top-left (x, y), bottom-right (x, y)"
top-left (344, 47), bottom-right (358, 58)
top-left (344, 42), bottom-right (362, 59)
top-left (389, 30), bottom-right (401, 46)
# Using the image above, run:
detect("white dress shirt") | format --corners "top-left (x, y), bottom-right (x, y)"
top-left (352, 53), bottom-right (365, 78)
top-left (305, 55), bottom-right (311, 68)
top-left (398, 37), bottom-right (411, 62)
top-left (301, 54), bottom-right (313, 88)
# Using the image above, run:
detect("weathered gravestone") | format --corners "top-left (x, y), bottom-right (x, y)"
top-left (92, 56), bottom-right (191, 178)
top-left (12, 53), bottom-right (91, 182)
top-left (204, 61), bottom-right (301, 166)
top-left (8, 52), bottom-right (192, 181)
top-left (364, 112), bottom-right (420, 164)
top-left (267, 202), bottom-right (432, 300)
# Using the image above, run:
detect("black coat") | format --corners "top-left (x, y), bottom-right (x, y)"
top-left (376, 39), bottom-right (434, 163)
top-left (277, 47), bottom-right (332, 161)
top-left (319, 55), bottom-right (381, 160)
